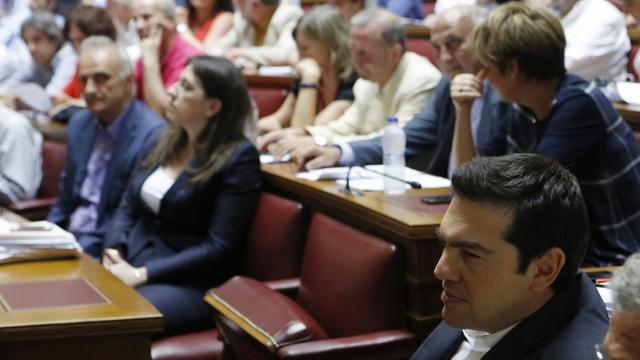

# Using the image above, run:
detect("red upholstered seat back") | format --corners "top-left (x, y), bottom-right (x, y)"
top-left (250, 88), bottom-right (287, 117)
top-left (627, 44), bottom-right (639, 81)
top-left (243, 192), bottom-right (306, 280)
top-left (38, 140), bottom-right (66, 198)
top-left (296, 213), bottom-right (403, 338)
top-left (406, 38), bottom-right (438, 68)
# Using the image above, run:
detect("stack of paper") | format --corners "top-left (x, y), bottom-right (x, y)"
top-left (296, 165), bottom-right (451, 191)
top-left (0, 220), bottom-right (80, 265)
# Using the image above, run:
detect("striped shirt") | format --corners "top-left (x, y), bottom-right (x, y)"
top-left (480, 75), bottom-right (640, 266)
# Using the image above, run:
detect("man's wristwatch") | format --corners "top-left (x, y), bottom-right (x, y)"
top-left (314, 135), bottom-right (328, 147)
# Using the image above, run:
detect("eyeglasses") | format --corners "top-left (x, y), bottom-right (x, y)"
top-left (594, 343), bottom-right (608, 360)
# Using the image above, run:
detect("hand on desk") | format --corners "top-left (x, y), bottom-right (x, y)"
top-left (291, 144), bottom-right (341, 170)
top-left (103, 249), bottom-right (147, 287)
top-left (257, 127), bottom-right (305, 152)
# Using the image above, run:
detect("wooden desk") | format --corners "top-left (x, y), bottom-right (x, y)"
top-left (262, 163), bottom-right (449, 338)
top-left (32, 121), bottom-right (67, 142)
top-left (0, 253), bottom-right (163, 359)
top-left (614, 102), bottom-right (640, 131)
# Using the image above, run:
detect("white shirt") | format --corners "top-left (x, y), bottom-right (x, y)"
top-left (0, 104), bottom-right (42, 203)
top-left (562, 0), bottom-right (630, 83)
top-left (307, 52), bottom-right (441, 143)
top-left (140, 167), bottom-right (176, 214)
top-left (451, 324), bottom-right (519, 360)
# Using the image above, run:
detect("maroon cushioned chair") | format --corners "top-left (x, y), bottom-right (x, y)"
top-left (10, 139), bottom-right (66, 220)
top-left (209, 213), bottom-right (417, 360)
top-left (151, 193), bottom-right (307, 360)
top-left (406, 37), bottom-right (438, 68)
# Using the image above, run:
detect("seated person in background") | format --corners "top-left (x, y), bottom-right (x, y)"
top-left (50, 4), bottom-right (118, 117)
top-left (623, 0), bottom-right (640, 78)
top-left (132, 0), bottom-right (201, 118)
top-left (412, 154), bottom-right (609, 359)
top-left (451, 2), bottom-right (640, 266)
top-left (259, 8), bottom-right (441, 158)
top-left (0, 11), bottom-right (76, 98)
top-left (378, 0), bottom-right (424, 20)
top-left (600, 253), bottom-right (640, 359)
top-left (208, 0), bottom-right (303, 69)
top-left (293, 5), bottom-right (507, 178)
top-left (106, 0), bottom-right (141, 60)
top-left (0, 104), bottom-right (42, 205)
top-left (102, 55), bottom-right (261, 336)
top-left (174, 0), bottom-right (233, 50)
top-left (326, 0), bottom-right (374, 20)
top-left (531, 0), bottom-right (630, 99)
top-left (258, 5), bottom-right (357, 134)
top-left (48, 36), bottom-right (165, 258)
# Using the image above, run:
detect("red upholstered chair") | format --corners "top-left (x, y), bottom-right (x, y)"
top-left (151, 193), bottom-right (307, 360)
top-left (10, 139), bottom-right (66, 220)
top-left (627, 43), bottom-right (639, 81)
top-left (250, 88), bottom-right (288, 117)
top-left (208, 213), bottom-right (417, 360)
top-left (406, 37), bottom-right (438, 68)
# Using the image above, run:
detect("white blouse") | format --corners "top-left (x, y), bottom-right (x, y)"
top-left (140, 167), bottom-right (176, 214)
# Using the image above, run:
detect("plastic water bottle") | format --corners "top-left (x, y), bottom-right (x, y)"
top-left (382, 117), bottom-right (406, 195)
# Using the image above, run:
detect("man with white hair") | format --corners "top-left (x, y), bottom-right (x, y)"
top-left (600, 254), bottom-right (640, 359)
top-left (48, 36), bottom-right (165, 258)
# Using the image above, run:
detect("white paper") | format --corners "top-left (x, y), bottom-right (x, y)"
top-left (297, 165), bottom-right (451, 190)
top-left (616, 81), bottom-right (640, 106)
top-left (295, 166), bottom-right (376, 181)
top-left (258, 66), bottom-right (296, 77)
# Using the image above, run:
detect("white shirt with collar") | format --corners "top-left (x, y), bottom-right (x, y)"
top-left (451, 324), bottom-right (519, 360)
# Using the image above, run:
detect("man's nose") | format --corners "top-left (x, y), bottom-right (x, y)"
top-left (433, 248), bottom-right (459, 282)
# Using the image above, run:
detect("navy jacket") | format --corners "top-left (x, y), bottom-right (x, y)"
top-left (104, 138), bottom-right (262, 290)
top-left (48, 100), bottom-right (165, 255)
top-left (349, 77), bottom-right (508, 178)
top-left (411, 273), bottom-right (609, 360)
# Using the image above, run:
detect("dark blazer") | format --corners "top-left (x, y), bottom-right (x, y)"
top-left (349, 77), bottom-right (508, 178)
top-left (104, 139), bottom-right (262, 290)
top-left (411, 273), bottom-right (609, 360)
top-left (48, 100), bottom-right (165, 255)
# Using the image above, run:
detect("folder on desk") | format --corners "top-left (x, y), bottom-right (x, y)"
top-left (0, 220), bottom-right (80, 264)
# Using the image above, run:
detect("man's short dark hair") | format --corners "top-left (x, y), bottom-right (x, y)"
top-left (451, 154), bottom-right (589, 292)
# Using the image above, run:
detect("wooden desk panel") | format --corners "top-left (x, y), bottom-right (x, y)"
top-left (262, 163), bottom-right (448, 338)
top-left (614, 102), bottom-right (640, 131)
top-left (0, 254), bottom-right (163, 360)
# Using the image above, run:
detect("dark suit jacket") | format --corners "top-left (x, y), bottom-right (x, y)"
top-left (349, 77), bottom-right (508, 178)
top-left (104, 139), bottom-right (262, 290)
top-left (411, 273), bottom-right (609, 360)
top-left (48, 100), bottom-right (165, 255)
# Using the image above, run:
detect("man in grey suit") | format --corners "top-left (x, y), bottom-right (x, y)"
top-left (292, 5), bottom-right (507, 177)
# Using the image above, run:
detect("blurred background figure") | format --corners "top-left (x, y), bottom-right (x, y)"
top-left (258, 5), bottom-right (357, 134)
top-left (174, 0), bottom-right (233, 50)
top-left (600, 253), bottom-right (640, 360)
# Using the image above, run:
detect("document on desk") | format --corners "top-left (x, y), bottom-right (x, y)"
top-left (0, 219), bottom-right (80, 264)
top-left (617, 81), bottom-right (640, 105)
top-left (296, 165), bottom-right (451, 190)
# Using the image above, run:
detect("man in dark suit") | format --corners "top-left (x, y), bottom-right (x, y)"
top-left (48, 36), bottom-right (165, 257)
top-left (291, 5), bottom-right (507, 177)
top-left (411, 154), bottom-right (609, 360)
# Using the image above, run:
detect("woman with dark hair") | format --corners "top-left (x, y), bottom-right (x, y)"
top-left (102, 55), bottom-right (261, 335)
top-left (53, 5), bottom-right (117, 112)
top-left (176, 0), bottom-right (233, 50)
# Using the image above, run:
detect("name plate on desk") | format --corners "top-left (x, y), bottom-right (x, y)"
top-left (0, 278), bottom-right (109, 312)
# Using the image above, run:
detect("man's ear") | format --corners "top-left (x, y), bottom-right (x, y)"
top-left (529, 247), bottom-right (565, 292)
top-left (205, 98), bottom-right (223, 119)
top-left (506, 58), bottom-right (520, 80)
top-left (392, 43), bottom-right (403, 60)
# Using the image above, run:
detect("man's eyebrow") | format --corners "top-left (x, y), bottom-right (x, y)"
top-left (436, 229), bottom-right (493, 254)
